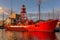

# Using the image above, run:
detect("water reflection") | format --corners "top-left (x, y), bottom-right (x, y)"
top-left (5, 30), bottom-right (33, 40)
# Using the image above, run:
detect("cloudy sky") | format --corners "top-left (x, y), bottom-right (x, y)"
top-left (0, 0), bottom-right (60, 20)
top-left (0, 0), bottom-right (60, 13)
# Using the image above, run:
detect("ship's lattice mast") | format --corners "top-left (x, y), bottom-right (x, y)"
top-left (20, 5), bottom-right (28, 23)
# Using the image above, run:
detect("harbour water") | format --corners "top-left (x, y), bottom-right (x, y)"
top-left (0, 29), bottom-right (60, 40)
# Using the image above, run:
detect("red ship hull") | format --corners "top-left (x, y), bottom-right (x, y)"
top-left (5, 20), bottom-right (58, 40)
